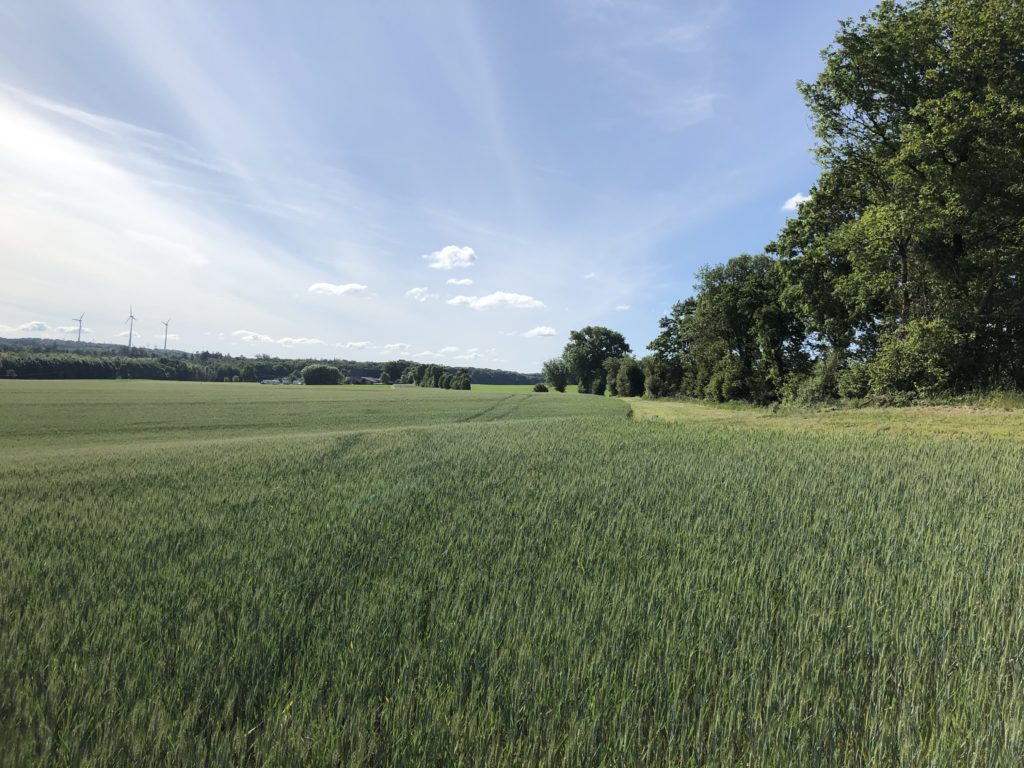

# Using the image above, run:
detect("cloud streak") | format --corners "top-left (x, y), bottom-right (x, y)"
top-left (447, 292), bottom-right (545, 310)
top-left (308, 282), bottom-right (368, 295)
top-left (233, 330), bottom-right (324, 346)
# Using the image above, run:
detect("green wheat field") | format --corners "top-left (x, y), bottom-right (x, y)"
top-left (2, 381), bottom-right (1024, 766)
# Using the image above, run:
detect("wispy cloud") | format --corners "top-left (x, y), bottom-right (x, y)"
top-left (447, 292), bottom-right (545, 310)
top-left (643, 87), bottom-right (718, 131)
top-left (405, 286), bottom-right (438, 302)
top-left (412, 345), bottom-right (493, 362)
top-left (424, 245), bottom-right (476, 270)
top-left (446, 277), bottom-right (473, 286)
top-left (55, 324), bottom-right (93, 335)
top-left (639, 23), bottom-right (711, 53)
top-left (782, 192), bottom-right (811, 212)
top-left (570, 1), bottom-right (725, 131)
top-left (308, 282), bottom-right (368, 296)
top-left (523, 325), bottom-right (557, 337)
top-left (337, 340), bottom-right (372, 349)
top-left (583, 272), bottom-right (597, 280)
top-left (615, 304), bottom-right (631, 311)
top-left (127, 230), bottom-right (208, 267)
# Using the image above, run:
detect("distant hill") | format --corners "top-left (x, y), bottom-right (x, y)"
top-left (0, 337), bottom-right (542, 385)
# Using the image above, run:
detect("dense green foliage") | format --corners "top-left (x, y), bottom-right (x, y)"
top-left (0, 340), bottom-right (533, 386)
top-left (647, 0), bottom-right (1024, 403)
top-left (301, 363), bottom-right (342, 385)
top-left (532, 382), bottom-right (548, 392)
top-left (3, 381), bottom-right (1024, 765)
top-left (399, 362), bottom-right (472, 390)
top-left (541, 358), bottom-right (568, 392)
top-left (562, 326), bottom-right (631, 395)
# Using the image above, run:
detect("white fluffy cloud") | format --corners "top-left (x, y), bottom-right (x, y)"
top-left (277, 337), bottom-right (324, 346)
top-left (308, 282), bottom-right (368, 296)
top-left (523, 326), bottom-right (557, 337)
top-left (337, 340), bottom-right (372, 349)
top-left (447, 291), bottom-right (545, 310)
top-left (17, 321), bottom-right (50, 332)
top-left (782, 192), bottom-right (811, 212)
top-left (232, 329), bottom-right (274, 343)
top-left (232, 330), bottom-right (324, 346)
top-left (424, 245), bottom-right (476, 270)
top-left (446, 277), bottom-right (473, 286)
top-left (405, 286), bottom-right (437, 302)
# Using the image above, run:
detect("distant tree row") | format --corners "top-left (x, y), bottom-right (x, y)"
top-left (398, 363), bottom-right (471, 390)
top-left (0, 346), bottom-right (509, 387)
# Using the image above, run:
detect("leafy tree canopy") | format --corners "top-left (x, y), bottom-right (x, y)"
top-left (563, 326), bottom-right (631, 395)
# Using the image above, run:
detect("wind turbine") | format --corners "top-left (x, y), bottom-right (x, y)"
top-left (125, 306), bottom-right (137, 349)
top-left (161, 318), bottom-right (171, 351)
top-left (72, 312), bottom-right (85, 343)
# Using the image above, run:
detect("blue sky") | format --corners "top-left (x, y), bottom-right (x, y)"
top-left (0, 0), bottom-right (876, 371)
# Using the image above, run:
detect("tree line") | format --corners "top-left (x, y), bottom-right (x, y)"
top-left (548, 0), bottom-right (1024, 405)
top-left (0, 345), bottom-right (522, 387)
top-left (398, 363), bottom-right (472, 390)
top-left (300, 362), bottom-right (472, 389)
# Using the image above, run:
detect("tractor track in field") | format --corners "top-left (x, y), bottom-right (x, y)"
top-left (1, 411), bottom-right (593, 467)
top-left (458, 394), bottom-right (519, 423)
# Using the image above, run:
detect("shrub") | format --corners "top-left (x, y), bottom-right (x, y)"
top-left (868, 319), bottom-right (965, 398)
top-left (641, 356), bottom-right (678, 398)
top-left (603, 358), bottom-right (623, 396)
top-left (542, 358), bottom-right (568, 392)
top-left (703, 355), bottom-right (746, 402)
top-left (615, 356), bottom-right (645, 397)
top-left (301, 364), bottom-right (342, 385)
top-left (532, 383), bottom-right (548, 393)
top-left (837, 363), bottom-right (869, 399)
top-left (781, 350), bottom-right (843, 404)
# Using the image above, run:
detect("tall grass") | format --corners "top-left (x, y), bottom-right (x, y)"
top-left (2, 382), bottom-right (1023, 765)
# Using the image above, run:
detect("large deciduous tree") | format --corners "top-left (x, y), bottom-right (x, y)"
top-left (562, 326), bottom-right (631, 395)
top-left (648, 255), bottom-right (807, 403)
top-left (782, 0), bottom-right (1024, 392)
